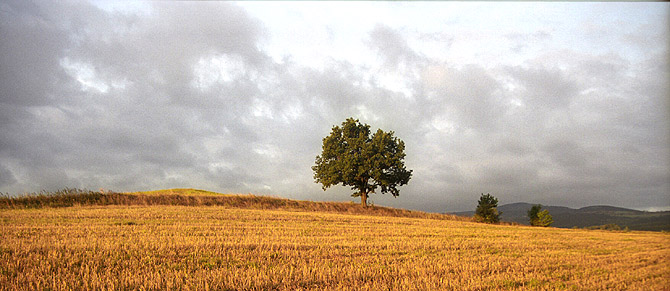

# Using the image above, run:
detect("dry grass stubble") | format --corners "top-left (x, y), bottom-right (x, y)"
top-left (1, 205), bottom-right (668, 290)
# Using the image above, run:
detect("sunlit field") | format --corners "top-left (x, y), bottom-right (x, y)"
top-left (1, 197), bottom-right (668, 290)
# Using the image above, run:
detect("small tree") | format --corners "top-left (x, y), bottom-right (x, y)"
top-left (474, 193), bottom-right (501, 223)
top-left (528, 204), bottom-right (542, 226)
top-left (312, 118), bottom-right (412, 207)
top-left (536, 210), bottom-right (553, 227)
top-left (528, 204), bottom-right (553, 227)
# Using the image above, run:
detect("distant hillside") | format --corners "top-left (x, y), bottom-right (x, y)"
top-left (451, 202), bottom-right (670, 231)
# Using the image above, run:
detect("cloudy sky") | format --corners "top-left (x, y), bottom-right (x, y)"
top-left (1, 1), bottom-right (668, 212)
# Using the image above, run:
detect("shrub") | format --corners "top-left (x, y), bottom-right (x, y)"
top-left (585, 224), bottom-right (623, 231)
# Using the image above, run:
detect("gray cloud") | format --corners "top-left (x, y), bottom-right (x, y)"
top-left (0, 1), bottom-right (79, 106)
top-left (0, 2), bottom-right (667, 212)
top-left (0, 163), bottom-right (16, 188)
top-left (367, 24), bottom-right (423, 70)
top-left (506, 65), bottom-right (579, 109)
top-left (0, 1), bottom-right (270, 193)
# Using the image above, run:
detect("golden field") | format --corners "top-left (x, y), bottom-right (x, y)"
top-left (1, 192), bottom-right (669, 290)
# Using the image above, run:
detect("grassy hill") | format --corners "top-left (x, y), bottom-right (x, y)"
top-left (1, 189), bottom-right (669, 290)
top-left (452, 202), bottom-right (670, 231)
top-left (0, 188), bottom-right (464, 221)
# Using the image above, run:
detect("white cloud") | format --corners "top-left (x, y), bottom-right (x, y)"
top-left (191, 55), bottom-right (247, 90)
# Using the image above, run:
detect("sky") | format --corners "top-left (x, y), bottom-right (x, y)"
top-left (0, 1), bottom-right (668, 212)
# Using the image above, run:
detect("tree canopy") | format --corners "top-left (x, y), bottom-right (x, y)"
top-left (474, 193), bottom-right (501, 223)
top-left (312, 118), bottom-right (412, 207)
top-left (536, 210), bottom-right (554, 227)
top-left (528, 204), bottom-right (553, 227)
top-left (528, 204), bottom-right (542, 225)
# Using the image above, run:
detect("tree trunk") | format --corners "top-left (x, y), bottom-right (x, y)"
top-left (360, 191), bottom-right (368, 208)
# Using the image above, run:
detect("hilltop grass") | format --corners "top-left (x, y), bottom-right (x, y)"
top-left (0, 188), bottom-right (467, 221)
top-left (128, 188), bottom-right (231, 197)
top-left (1, 204), bottom-right (668, 290)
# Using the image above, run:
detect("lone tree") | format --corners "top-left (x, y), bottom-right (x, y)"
top-left (313, 118), bottom-right (412, 207)
top-left (474, 193), bottom-right (501, 223)
top-left (528, 204), bottom-right (554, 227)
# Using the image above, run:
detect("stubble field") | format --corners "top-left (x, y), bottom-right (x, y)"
top-left (1, 201), bottom-right (668, 290)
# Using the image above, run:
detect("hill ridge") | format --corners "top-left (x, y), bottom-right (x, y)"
top-left (451, 202), bottom-right (670, 231)
top-left (0, 188), bottom-right (469, 222)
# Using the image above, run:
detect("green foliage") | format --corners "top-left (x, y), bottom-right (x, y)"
top-left (528, 204), bottom-right (553, 227)
top-left (312, 118), bottom-right (412, 207)
top-left (474, 193), bottom-right (501, 223)
top-left (536, 210), bottom-right (553, 227)
top-left (527, 204), bottom-right (542, 225)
